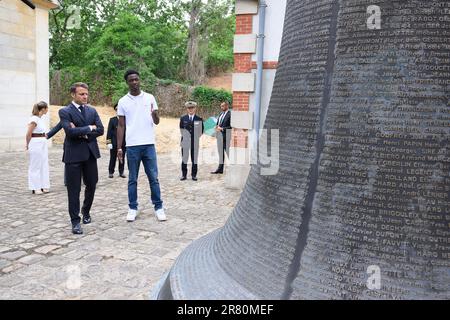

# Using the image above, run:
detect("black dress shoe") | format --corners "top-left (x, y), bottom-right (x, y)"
top-left (108, 173), bottom-right (114, 178)
top-left (180, 176), bottom-right (187, 181)
top-left (192, 177), bottom-right (198, 181)
top-left (82, 215), bottom-right (91, 224)
top-left (210, 170), bottom-right (223, 174)
top-left (72, 223), bottom-right (83, 235)
top-left (119, 174), bottom-right (126, 178)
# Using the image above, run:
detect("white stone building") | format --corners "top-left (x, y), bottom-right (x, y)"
top-left (226, 0), bottom-right (287, 189)
top-left (0, 0), bottom-right (57, 151)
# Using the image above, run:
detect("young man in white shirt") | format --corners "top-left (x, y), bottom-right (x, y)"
top-left (117, 70), bottom-right (166, 222)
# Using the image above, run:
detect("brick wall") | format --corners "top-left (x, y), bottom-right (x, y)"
top-left (232, 11), bottom-right (254, 151)
top-left (228, 0), bottom-right (284, 189)
top-left (251, 61), bottom-right (279, 69)
top-left (234, 53), bottom-right (252, 73)
top-left (235, 15), bottom-right (253, 34)
top-left (232, 13), bottom-right (280, 153)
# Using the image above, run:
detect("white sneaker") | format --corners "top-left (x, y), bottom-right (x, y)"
top-left (155, 208), bottom-right (167, 221)
top-left (126, 209), bottom-right (138, 222)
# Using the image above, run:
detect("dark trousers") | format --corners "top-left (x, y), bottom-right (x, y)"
top-left (109, 147), bottom-right (126, 174)
top-left (181, 140), bottom-right (199, 177)
top-left (216, 132), bottom-right (230, 170)
top-left (65, 153), bottom-right (98, 225)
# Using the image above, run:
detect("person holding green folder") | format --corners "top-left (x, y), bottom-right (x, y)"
top-left (211, 101), bottom-right (232, 174)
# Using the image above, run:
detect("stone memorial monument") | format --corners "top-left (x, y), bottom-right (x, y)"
top-left (155, 0), bottom-right (450, 299)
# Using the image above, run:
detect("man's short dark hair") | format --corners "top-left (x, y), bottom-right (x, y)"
top-left (124, 69), bottom-right (140, 81)
top-left (70, 82), bottom-right (89, 94)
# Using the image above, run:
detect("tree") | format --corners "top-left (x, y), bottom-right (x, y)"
top-left (182, 0), bottom-right (235, 82)
top-left (203, 0), bottom-right (235, 74)
top-left (49, 0), bottom-right (235, 105)
top-left (185, 0), bottom-right (205, 84)
top-left (49, 0), bottom-right (102, 69)
top-left (49, 0), bottom-right (174, 70)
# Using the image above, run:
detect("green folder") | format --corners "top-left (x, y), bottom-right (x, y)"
top-left (204, 116), bottom-right (218, 137)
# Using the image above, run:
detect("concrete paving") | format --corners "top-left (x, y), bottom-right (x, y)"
top-left (0, 145), bottom-right (240, 299)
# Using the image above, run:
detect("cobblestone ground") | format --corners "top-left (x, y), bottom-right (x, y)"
top-left (0, 145), bottom-right (240, 299)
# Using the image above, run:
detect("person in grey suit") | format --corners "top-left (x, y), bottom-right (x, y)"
top-left (211, 101), bottom-right (232, 174)
top-left (59, 82), bottom-right (104, 234)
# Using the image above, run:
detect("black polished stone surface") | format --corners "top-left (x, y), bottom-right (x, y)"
top-left (157, 0), bottom-right (450, 300)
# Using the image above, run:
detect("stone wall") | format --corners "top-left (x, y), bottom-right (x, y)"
top-left (0, 0), bottom-right (52, 151)
top-left (0, 0), bottom-right (37, 151)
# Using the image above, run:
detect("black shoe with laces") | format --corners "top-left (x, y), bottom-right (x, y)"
top-left (82, 215), bottom-right (91, 224)
top-left (72, 223), bottom-right (83, 235)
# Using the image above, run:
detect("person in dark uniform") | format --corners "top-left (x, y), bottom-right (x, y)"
top-left (211, 101), bottom-right (232, 174)
top-left (180, 101), bottom-right (204, 181)
top-left (106, 104), bottom-right (126, 178)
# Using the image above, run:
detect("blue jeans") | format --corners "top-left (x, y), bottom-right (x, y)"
top-left (126, 144), bottom-right (163, 210)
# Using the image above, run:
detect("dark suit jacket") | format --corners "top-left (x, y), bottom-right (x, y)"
top-left (59, 103), bottom-right (104, 163)
top-left (180, 114), bottom-right (204, 143)
top-left (46, 121), bottom-right (63, 140)
top-left (216, 110), bottom-right (232, 139)
top-left (106, 116), bottom-right (125, 149)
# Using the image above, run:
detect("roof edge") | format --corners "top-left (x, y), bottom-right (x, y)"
top-left (29, 0), bottom-right (59, 10)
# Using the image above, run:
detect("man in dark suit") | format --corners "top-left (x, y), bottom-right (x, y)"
top-left (180, 101), bottom-right (204, 181)
top-left (106, 104), bottom-right (126, 178)
top-left (59, 82), bottom-right (104, 234)
top-left (46, 120), bottom-right (89, 187)
top-left (211, 101), bottom-right (232, 174)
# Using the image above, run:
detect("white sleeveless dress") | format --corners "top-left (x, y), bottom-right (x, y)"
top-left (28, 115), bottom-right (50, 191)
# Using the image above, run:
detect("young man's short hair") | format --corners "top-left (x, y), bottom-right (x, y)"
top-left (124, 69), bottom-right (140, 81)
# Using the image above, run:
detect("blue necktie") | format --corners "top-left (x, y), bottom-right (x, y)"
top-left (79, 105), bottom-right (86, 119)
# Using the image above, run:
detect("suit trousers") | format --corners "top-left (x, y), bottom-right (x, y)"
top-left (181, 140), bottom-right (199, 177)
top-left (109, 147), bottom-right (126, 175)
top-left (65, 153), bottom-right (98, 225)
top-left (216, 132), bottom-right (230, 169)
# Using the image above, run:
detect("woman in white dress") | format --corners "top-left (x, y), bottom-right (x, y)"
top-left (26, 101), bottom-right (50, 194)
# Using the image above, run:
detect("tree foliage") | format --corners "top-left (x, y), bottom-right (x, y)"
top-left (202, 0), bottom-right (235, 74)
top-left (182, 0), bottom-right (235, 82)
top-left (192, 86), bottom-right (232, 110)
top-left (49, 0), bottom-right (234, 104)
